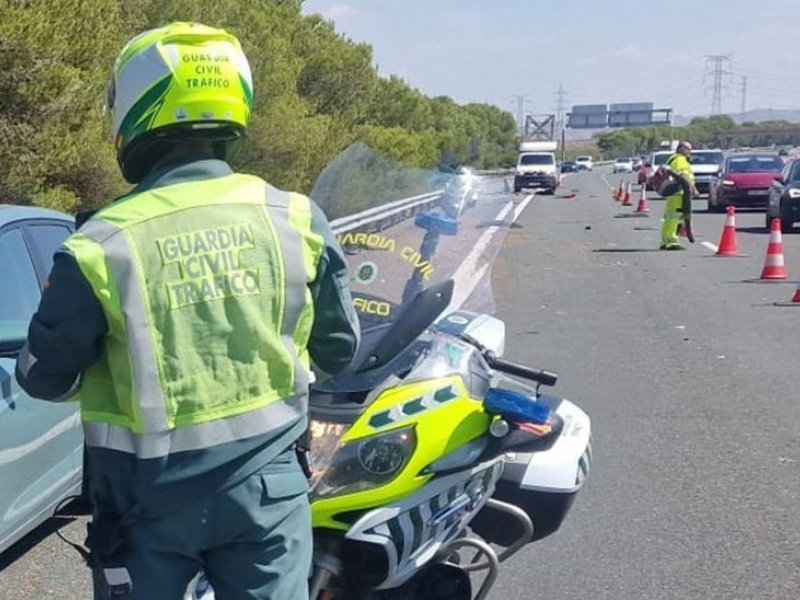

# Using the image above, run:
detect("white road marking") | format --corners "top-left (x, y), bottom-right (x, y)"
top-left (513, 193), bottom-right (535, 221)
top-left (449, 191), bottom-right (535, 309)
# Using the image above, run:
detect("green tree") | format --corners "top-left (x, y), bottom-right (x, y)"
top-left (0, 0), bottom-right (519, 214)
top-left (366, 76), bottom-right (435, 131)
top-left (295, 15), bottom-right (377, 122)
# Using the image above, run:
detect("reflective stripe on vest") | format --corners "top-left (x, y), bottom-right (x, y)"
top-left (64, 174), bottom-right (323, 457)
top-left (82, 396), bottom-right (306, 459)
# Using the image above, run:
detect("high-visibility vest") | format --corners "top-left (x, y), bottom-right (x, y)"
top-left (667, 153), bottom-right (694, 181)
top-left (63, 173), bottom-right (324, 459)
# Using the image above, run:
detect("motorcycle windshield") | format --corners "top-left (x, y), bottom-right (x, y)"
top-left (310, 143), bottom-right (514, 392)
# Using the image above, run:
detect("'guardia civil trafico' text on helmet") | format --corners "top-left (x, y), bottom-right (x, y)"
top-left (106, 22), bottom-right (254, 183)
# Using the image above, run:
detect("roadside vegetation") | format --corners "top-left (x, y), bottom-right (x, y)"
top-left (594, 115), bottom-right (800, 159)
top-left (0, 0), bottom-right (519, 214)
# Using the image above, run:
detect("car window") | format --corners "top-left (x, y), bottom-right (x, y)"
top-left (0, 228), bottom-right (41, 325)
top-left (727, 156), bottom-right (783, 173)
top-left (652, 154), bottom-right (670, 165)
top-left (27, 224), bottom-right (72, 274)
top-left (519, 154), bottom-right (554, 165)
top-left (690, 152), bottom-right (724, 165)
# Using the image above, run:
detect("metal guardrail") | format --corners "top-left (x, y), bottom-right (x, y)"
top-left (475, 168), bottom-right (513, 176)
top-left (329, 161), bottom-right (616, 236)
top-left (330, 191), bottom-right (442, 235)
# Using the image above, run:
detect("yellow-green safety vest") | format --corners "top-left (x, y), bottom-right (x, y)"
top-left (63, 173), bottom-right (324, 459)
top-left (667, 153), bottom-right (694, 182)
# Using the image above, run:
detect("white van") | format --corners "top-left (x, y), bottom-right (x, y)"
top-left (514, 152), bottom-right (559, 194)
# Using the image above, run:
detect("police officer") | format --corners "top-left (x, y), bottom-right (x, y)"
top-left (660, 141), bottom-right (699, 250)
top-left (15, 22), bottom-right (360, 600)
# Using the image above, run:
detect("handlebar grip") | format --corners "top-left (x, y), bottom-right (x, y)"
top-left (490, 357), bottom-right (559, 386)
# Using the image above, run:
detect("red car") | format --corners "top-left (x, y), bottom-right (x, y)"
top-left (707, 153), bottom-right (785, 212)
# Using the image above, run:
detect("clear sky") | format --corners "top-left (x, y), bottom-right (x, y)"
top-left (301, 0), bottom-right (800, 121)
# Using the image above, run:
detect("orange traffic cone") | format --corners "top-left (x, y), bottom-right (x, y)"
top-left (614, 181), bottom-right (624, 202)
top-left (621, 182), bottom-right (632, 206)
top-left (760, 218), bottom-right (788, 279)
top-left (635, 185), bottom-right (650, 213)
top-left (716, 205), bottom-right (739, 256)
top-left (777, 276), bottom-right (800, 305)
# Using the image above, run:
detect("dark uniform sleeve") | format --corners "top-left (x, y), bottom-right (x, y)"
top-left (307, 200), bottom-right (361, 376)
top-left (16, 250), bottom-right (108, 401)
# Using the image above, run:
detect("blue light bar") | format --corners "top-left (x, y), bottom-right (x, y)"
top-left (484, 388), bottom-right (551, 425)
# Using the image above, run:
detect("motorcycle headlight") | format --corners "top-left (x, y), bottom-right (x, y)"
top-left (310, 425), bottom-right (417, 500)
top-left (308, 420), bottom-right (350, 481)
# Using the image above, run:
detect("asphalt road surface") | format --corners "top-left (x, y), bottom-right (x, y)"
top-left (491, 167), bottom-right (800, 599)
top-left (2, 168), bottom-right (800, 599)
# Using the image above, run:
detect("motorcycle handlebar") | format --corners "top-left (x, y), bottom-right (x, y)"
top-left (458, 334), bottom-right (559, 386)
top-left (488, 356), bottom-right (559, 387)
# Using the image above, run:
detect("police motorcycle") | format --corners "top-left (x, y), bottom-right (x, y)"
top-left (189, 144), bottom-right (592, 600)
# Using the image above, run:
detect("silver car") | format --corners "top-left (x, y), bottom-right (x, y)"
top-left (0, 205), bottom-right (83, 554)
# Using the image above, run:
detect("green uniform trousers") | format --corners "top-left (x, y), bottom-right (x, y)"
top-left (661, 192), bottom-right (685, 248)
top-left (92, 452), bottom-right (311, 600)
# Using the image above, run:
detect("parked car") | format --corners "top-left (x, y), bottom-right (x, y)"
top-left (561, 161), bottom-right (579, 173)
top-left (766, 158), bottom-right (800, 231)
top-left (0, 205), bottom-right (83, 555)
top-left (612, 157), bottom-right (634, 173)
top-left (574, 156), bottom-right (593, 171)
top-left (645, 151), bottom-right (673, 190)
top-left (707, 154), bottom-right (784, 212)
top-left (689, 149), bottom-right (725, 196)
top-left (631, 157), bottom-right (643, 171)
